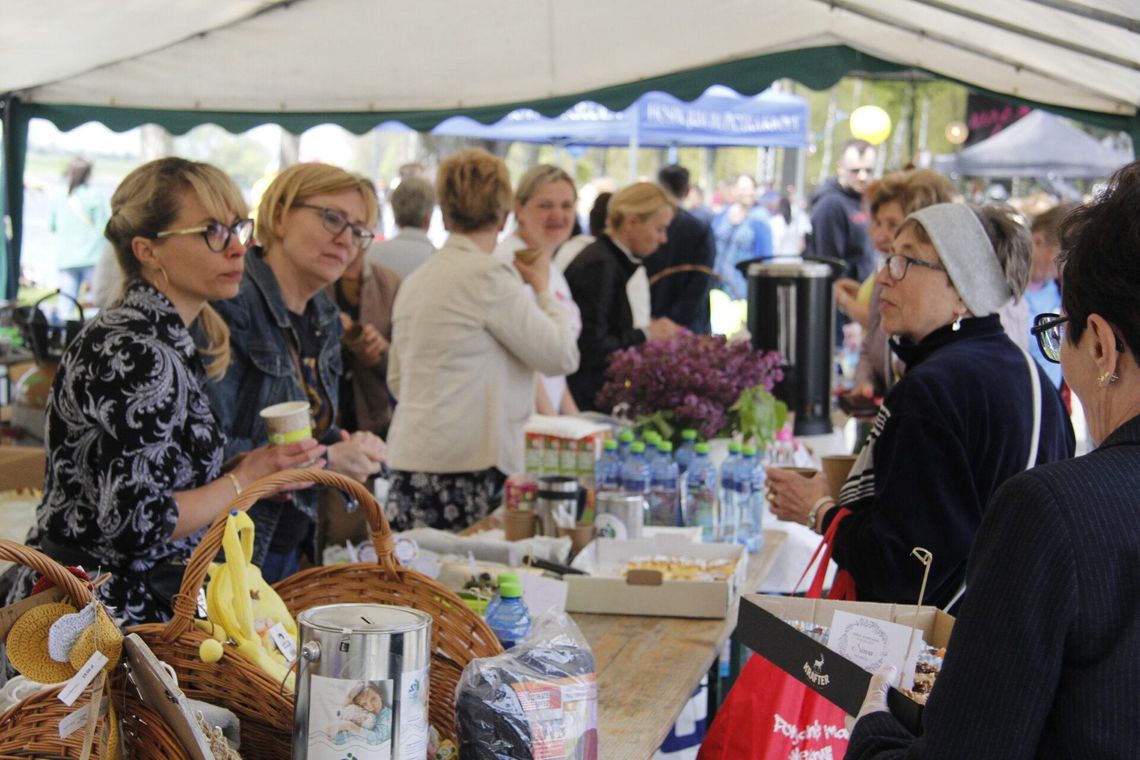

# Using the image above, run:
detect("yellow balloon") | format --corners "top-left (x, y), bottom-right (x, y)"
top-left (849, 105), bottom-right (892, 146)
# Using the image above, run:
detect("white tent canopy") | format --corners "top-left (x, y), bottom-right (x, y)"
top-left (3, 0), bottom-right (1139, 121)
top-left (2, 1), bottom-right (1139, 297)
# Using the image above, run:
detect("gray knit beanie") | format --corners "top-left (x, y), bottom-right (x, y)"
top-left (907, 203), bottom-right (1011, 317)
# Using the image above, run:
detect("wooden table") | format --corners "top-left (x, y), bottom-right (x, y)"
top-left (574, 531), bottom-right (786, 760)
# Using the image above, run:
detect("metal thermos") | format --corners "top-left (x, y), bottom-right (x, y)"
top-left (293, 604), bottom-right (432, 759)
top-left (535, 475), bottom-right (579, 536)
top-left (745, 259), bottom-right (837, 436)
top-left (595, 491), bottom-right (645, 540)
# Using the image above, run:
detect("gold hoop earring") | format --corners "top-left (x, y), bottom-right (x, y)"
top-left (157, 266), bottom-right (171, 288)
top-left (1098, 370), bottom-right (1120, 387)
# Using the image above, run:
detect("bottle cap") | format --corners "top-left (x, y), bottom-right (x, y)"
top-left (644, 431), bottom-right (661, 445)
top-left (728, 442), bottom-right (741, 453)
top-left (630, 441), bottom-right (646, 454)
top-left (658, 441), bottom-right (673, 453)
top-left (497, 572), bottom-right (519, 587)
top-left (681, 429), bottom-right (697, 440)
top-left (777, 429), bottom-right (793, 441)
top-left (603, 439), bottom-right (618, 451)
top-left (695, 442), bottom-right (710, 454)
top-left (619, 430), bottom-right (635, 443)
top-left (499, 581), bottom-right (523, 598)
top-left (742, 444), bottom-right (757, 456)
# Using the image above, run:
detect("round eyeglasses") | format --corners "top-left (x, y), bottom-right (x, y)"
top-left (155, 218), bottom-right (254, 253)
top-left (884, 254), bottom-right (947, 281)
top-left (293, 203), bottom-right (375, 250)
top-left (1031, 312), bottom-right (1070, 364)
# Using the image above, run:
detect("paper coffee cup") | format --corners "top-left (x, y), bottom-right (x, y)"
top-left (260, 401), bottom-right (312, 445)
top-left (821, 455), bottom-right (858, 501)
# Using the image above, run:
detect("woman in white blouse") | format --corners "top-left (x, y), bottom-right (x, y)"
top-left (385, 149), bottom-right (580, 531)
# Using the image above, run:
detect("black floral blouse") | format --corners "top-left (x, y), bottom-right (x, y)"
top-left (9, 281), bottom-right (225, 625)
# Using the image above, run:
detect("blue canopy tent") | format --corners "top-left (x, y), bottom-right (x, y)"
top-left (431, 86), bottom-right (810, 177)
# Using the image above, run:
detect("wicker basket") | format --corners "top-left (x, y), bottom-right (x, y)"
top-left (133, 469), bottom-right (502, 758)
top-left (0, 540), bottom-right (189, 759)
top-left (271, 470), bottom-right (504, 741)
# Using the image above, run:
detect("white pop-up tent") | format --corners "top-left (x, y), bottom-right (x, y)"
top-left (2, 0), bottom-right (1139, 296)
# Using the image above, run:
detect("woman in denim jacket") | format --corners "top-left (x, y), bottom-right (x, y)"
top-left (205, 163), bottom-right (386, 582)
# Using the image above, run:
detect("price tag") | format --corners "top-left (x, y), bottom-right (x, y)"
top-left (58, 651), bottom-right (108, 706)
top-left (58, 703), bottom-right (90, 739)
top-left (269, 623), bottom-right (297, 661)
top-left (196, 589), bottom-right (208, 618)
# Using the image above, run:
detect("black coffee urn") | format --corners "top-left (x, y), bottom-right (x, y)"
top-left (743, 259), bottom-right (837, 436)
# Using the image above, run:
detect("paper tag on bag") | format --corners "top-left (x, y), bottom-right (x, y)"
top-left (196, 589), bottom-right (208, 618)
top-left (58, 651), bottom-right (108, 706)
top-left (269, 622), bottom-right (297, 662)
top-left (827, 610), bottom-right (922, 691)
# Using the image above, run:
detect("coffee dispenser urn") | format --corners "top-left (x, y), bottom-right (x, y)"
top-left (744, 259), bottom-right (837, 436)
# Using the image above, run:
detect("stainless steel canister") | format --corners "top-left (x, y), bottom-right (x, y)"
top-left (293, 604), bottom-right (432, 760)
top-left (595, 491), bottom-right (645, 540)
top-left (535, 475), bottom-right (579, 536)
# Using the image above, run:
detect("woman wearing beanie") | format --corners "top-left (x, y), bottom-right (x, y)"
top-left (767, 203), bottom-right (1074, 610)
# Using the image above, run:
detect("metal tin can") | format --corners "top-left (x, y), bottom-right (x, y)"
top-left (595, 491), bottom-right (646, 540)
top-left (293, 604), bottom-right (432, 759)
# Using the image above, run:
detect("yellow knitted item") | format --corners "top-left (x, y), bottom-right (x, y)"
top-left (6, 601), bottom-right (80, 683)
top-left (68, 605), bottom-right (123, 673)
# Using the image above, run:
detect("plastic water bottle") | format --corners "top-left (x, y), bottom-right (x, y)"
top-left (769, 427), bottom-right (795, 467)
top-left (675, 429), bottom-right (698, 476)
top-left (482, 571), bottom-right (516, 633)
top-left (617, 429), bottom-right (636, 461)
top-left (647, 441), bottom-right (681, 526)
top-left (642, 430), bottom-right (662, 467)
top-left (718, 442), bottom-right (742, 544)
top-left (736, 445), bottom-right (764, 553)
top-left (595, 439), bottom-right (622, 495)
top-left (684, 442), bottom-right (717, 542)
top-left (485, 575), bottom-right (531, 649)
top-left (621, 441), bottom-right (651, 495)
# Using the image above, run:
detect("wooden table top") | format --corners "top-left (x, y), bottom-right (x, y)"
top-left (574, 530), bottom-right (786, 760)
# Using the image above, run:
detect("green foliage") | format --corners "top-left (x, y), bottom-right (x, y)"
top-left (730, 385), bottom-right (788, 447)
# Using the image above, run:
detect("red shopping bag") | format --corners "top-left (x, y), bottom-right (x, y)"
top-left (699, 509), bottom-right (855, 760)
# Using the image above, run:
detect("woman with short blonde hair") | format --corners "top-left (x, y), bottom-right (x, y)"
top-left (564, 181), bottom-right (681, 411)
top-left (493, 163), bottom-right (583, 415)
top-left (206, 161), bottom-right (388, 582)
top-left (386, 149), bottom-right (580, 532)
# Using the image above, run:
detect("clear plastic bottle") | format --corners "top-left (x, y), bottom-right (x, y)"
top-left (718, 442), bottom-right (742, 544)
top-left (684, 442), bottom-right (718, 542)
top-left (482, 572), bottom-right (517, 633)
top-left (485, 576), bottom-right (531, 649)
top-left (769, 427), bottom-right (796, 467)
top-left (594, 439), bottom-right (622, 495)
top-left (617, 429), bottom-right (636, 462)
top-left (736, 445), bottom-right (764, 553)
top-left (620, 441), bottom-right (651, 495)
top-left (642, 430), bottom-right (662, 468)
top-left (647, 441), bottom-right (681, 527)
top-left (674, 428), bottom-right (698, 476)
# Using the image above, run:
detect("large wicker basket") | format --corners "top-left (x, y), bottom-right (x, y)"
top-left (133, 469), bottom-right (502, 758)
top-left (0, 540), bottom-right (189, 759)
top-left (272, 470), bottom-right (503, 741)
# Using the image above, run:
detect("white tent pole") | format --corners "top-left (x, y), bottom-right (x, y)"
top-left (628, 104), bottom-right (640, 182)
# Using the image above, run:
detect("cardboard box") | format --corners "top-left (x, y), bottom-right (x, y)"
top-left (737, 594), bottom-right (955, 734)
top-left (0, 445), bottom-right (46, 492)
top-left (564, 534), bottom-right (747, 618)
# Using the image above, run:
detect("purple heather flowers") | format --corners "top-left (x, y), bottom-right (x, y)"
top-left (597, 333), bottom-right (784, 440)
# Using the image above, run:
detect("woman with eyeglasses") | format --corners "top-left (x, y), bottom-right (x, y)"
top-left (767, 202), bottom-right (1073, 611)
top-left (205, 162), bottom-right (386, 582)
top-left (385, 149), bottom-right (579, 532)
top-left (4, 158), bottom-right (321, 625)
top-left (847, 164), bottom-right (1140, 760)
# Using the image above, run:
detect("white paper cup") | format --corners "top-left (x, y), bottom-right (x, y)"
top-left (260, 401), bottom-right (312, 445)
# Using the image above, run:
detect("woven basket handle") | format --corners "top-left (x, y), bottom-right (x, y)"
top-left (0, 539), bottom-right (94, 608)
top-left (162, 469), bottom-right (392, 640)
